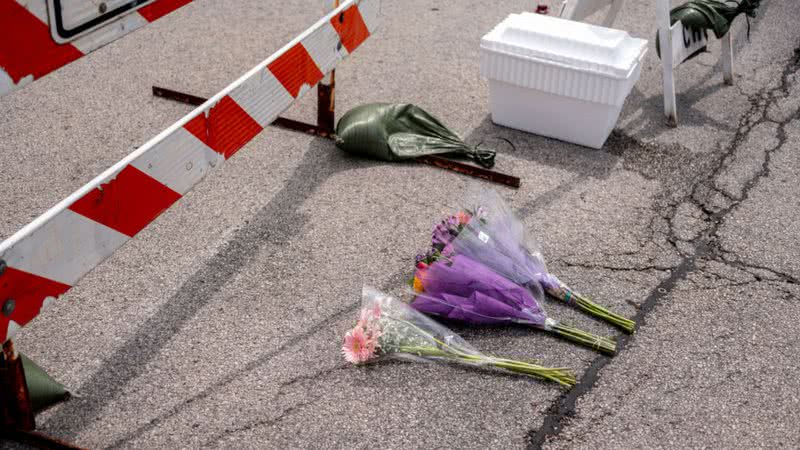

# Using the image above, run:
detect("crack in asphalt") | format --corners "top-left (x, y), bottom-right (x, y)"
top-left (527, 42), bottom-right (800, 449)
top-left (557, 260), bottom-right (674, 273)
top-left (528, 250), bottom-right (698, 448)
top-left (206, 396), bottom-right (323, 447)
top-left (721, 257), bottom-right (800, 285)
top-left (104, 268), bottom-right (409, 449)
top-left (200, 365), bottom-right (347, 446)
top-left (104, 303), bottom-right (359, 449)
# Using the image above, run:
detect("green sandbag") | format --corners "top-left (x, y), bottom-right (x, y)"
top-left (334, 103), bottom-right (496, 168)
top-left (21, 353), bottom-right (70, 411)
top-left (656, 0), bottom-right (760, 58)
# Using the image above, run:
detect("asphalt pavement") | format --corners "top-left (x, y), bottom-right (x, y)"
top-left (1, 0), bottom-right (799, 448)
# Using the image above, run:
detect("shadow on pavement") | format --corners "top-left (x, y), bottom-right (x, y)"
top-left (40, 136), bottom-right (369, 440)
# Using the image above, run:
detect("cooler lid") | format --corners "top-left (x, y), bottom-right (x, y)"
top-left (481, 12), bottom-right (647, 79)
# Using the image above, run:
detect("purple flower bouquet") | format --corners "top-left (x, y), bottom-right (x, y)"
top-left (412, 249), bottom-right (616, 355)
top-left (425, 189), bottom-right (635, 334)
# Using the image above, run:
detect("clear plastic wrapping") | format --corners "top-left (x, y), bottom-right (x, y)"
top-left (459, 187), bottom-right (635, 334)
top-left (342, 287), bottom-right (576, 386)
top-left (410, 188), bottom-right (620, 354)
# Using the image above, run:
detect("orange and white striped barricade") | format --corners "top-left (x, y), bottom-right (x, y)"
top-left (0, 0), bottom-right (380, 438)
top-left (0, 0), bottom-right (198, 97)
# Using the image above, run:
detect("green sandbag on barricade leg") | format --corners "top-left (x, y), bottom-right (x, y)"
top-left (20, 353), bottom-right (70, 412)
top-left (335, 103), bottom-right (497, 168)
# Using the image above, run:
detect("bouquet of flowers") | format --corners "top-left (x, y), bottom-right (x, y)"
top-left (342, 287), bottom-right (577, 387)
top-left (412, 249), bottom-right (616, 355)
top-left (427, 189), bottom-right (635, 334)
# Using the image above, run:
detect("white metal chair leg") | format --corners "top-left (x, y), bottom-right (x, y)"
top-left (560, 0), bottom-right (623, 27)
top-left (602, 0), bottom-right (624, 27)
top-left (721, 32), bottom-right (734, 85)
top-left (560, 0), bottom-right (578, 19)
top-left (657, 0), bottom-right (678, 126)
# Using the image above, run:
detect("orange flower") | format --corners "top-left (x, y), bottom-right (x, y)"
top-left (456, 211), bottom-right (472, 225)
top-left (413, 275), bottom-right (425, 293)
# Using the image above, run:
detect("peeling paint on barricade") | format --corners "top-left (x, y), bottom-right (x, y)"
top-left (331, 3), bottom-right (371, 52)
top-left (0, 267), bottom-right (70, 341)
top-left (182, 98), bottom-right (265, 160)
top-left (68, 166), bottom-right (182, 238)
top-left (268, 44), bottom-right (325, 98)
top-left (0, 0), bottom-right (381, 343)
top-left (184, 114), bottom-right (211, 146)
top-left (0, 0), bottom-right (83, 85)
top-left (205, 96), bottom-right (264, 159)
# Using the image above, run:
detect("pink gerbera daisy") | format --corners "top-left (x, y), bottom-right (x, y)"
top-left (357, 305), bottom-right (383, 330)
top-left (342, 326), bottom-right (376, 364)
top-left (370, 303), bottom-right (382, 321)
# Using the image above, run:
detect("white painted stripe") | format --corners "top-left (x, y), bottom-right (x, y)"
top-left (228, 70), bottom-right (295, 128)
top-left (130, 127), bottom-right (224, 195)
top-left (15, 0), bottom-right (48, 24)
top-left (296, 78), bottom-right (313, 99)
top-left (3, 209), bottom-right (129, 286)
top-left (0, 70), bottom-right (34, 96)
top-left (302, 21), bottom-right (349, 76)
top-left (6, 320), bottom-right (21, 342)
top-left (71, 11), bottom-right (151, 54)
top-left (357, 0), bottom-right (381, 34)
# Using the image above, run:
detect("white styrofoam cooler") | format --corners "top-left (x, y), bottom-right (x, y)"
top-left (481, 13), bottom-right (648, 149)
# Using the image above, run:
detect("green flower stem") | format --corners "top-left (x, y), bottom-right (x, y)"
top-left (489, 357), bottom-right (576, 386)
top-left (392, 317), bottom-right (575, 387)
top-left (545, 285), bottom-right (636, 334)
top-left (548, 322), bottom-right (616, 356)
top-left (396, 346), bottom-right (576, 387)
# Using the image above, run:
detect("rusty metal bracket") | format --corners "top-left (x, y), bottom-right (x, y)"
top-left (151, 85), bottom-right (335, 139)
top-left (416, 155), bottom-right (520, 188)
top-left (151, 86), bottom-right (206, 107)
top-left (1, 341), bottom-right (83, 449)
top-left (151, 84), bottom-right (521, 188)
top-left (0, 430), bottom-right (86, 450)
top-left (1, 340), bottom-right (35, 431)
